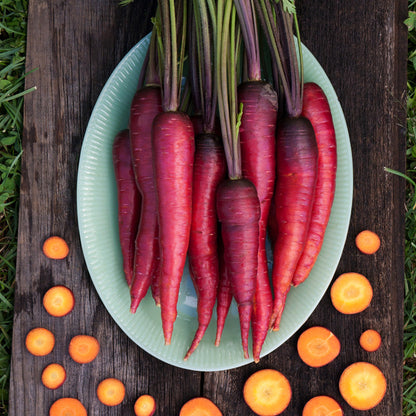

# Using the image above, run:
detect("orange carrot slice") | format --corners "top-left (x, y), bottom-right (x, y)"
top-left (25, 327), bottom-right (55, 356)
top-left (302, 395), bottom-right (343, 416)
top-left (359, 329), bottom-right (382, 352)
top-left (134, 394), bottom-right (156, 416)
top-left (297, 326), bottom-right (341, 368)
top-left (43, 285), bottom-right (75, 317)
top-left (97, 378), bottom-right (126, 406)
top-left (41, 363), bottom-right (66, 389)
top-left (49, 397), bottom-right (87, 416)
top-left (179, 397), bottom-right (222, 416)
top-left (330, 272), bottom-right (373, 314)
top-left (355, 230), bottom-right (380, 254)
top-left (42, 236), bottom-right (69, 259)
top-left (339, 362), bottom-right (386, 410)
top-left (68, 334), bottom-right (100, 364)
top-left (243, 369), bottom-right (291, 415)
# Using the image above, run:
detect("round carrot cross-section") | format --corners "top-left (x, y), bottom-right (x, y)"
top-left (360, 329), bottom-right (382, 352)
top-left (330, 272), bottom-right (373, 314)
top-left (179, 397), bottom-right (222, 416)
top-left (339, 362), bottom-right (386, 410)
top-left (355, 230), bottom-right (380, 254)
top-left (69, 334), bottom-right (100, 363)
top-left (243, 369), bottom-right (291, 415)
top-left (41, 363), bottom-right (66, 389)
top-left (43, 285), bottom-right (75, 317)
top-left (49, 397), bottom-right (87, 416)
top-left (97, 378), bottom-right (126, 406)
top-left (302, 395), bottom-right (343, 416)
top-left (25, 327), bottom-right (55, 356)
top-left (134, 394), bottom-right (156, 416)
top-left (297, 326), bottom-right (341, 368)
top-left (42, 236), bottom-right (69, 259)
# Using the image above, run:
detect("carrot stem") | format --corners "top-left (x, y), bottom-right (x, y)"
top-left (234, 0), bottom-right (261, 81)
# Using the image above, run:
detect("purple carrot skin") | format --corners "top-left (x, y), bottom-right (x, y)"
top-left (151, 253), bottom-right (161, 307)
top-left (184, 134), bottom-right (227, 360)
top-left (216, 178), bottom-right (260, 359)
top-left (129, 86), bottom-right (163, 313)
top-left (238, 81), bottom-right (277, 362)
top-left (214, 234), bottom-right (233, 346)
top-left (112, 129), bottom-right (141, 287)
top-left (292, 82), bottom-right (337, 286)
top-left (271, 116), bottom-right (318, 331)
top-left (153, 111), bottom-right (195, 345)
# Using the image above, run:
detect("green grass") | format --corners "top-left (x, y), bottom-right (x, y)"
top-left (0, 1), bottom-right (415, 416)
top-left (404, 3), bottom-right (416, 414)
top-left (0, 1), bottom-right (27, 414)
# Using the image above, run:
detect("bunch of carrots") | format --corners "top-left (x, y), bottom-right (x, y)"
top-left (112, 0), bottom-right (337, 363)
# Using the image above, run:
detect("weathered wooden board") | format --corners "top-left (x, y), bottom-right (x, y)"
top-left (10, 1), bottom-right (407, 415)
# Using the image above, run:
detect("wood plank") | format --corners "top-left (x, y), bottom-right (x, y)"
top-left (9, 0), bottom-right (407, 415)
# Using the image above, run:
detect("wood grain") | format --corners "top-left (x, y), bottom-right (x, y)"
top-left (9, 0), bottom-right (407, 415)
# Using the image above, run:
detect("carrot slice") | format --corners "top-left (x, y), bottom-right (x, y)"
top-left (330, 272), bottom-right (373, 314)
top-left (68, 335), bottom-right (100, 364)
top-left (339, 362), bottom-right (386, 410)
top-left (355, 230), bottom-right (380, 254)
top-left (359, 329), bottom-right (382, 352)
top-left (49, 397), bottom-right (87, 416)
top-left (42, 236), bottom-right (69, 259)
top-left (25, 327), bottom-right (55, 356)
top-left (96, 378), bottom-right (125, 406)
top-left (302, 395), bottom-right (343, 416)
top-left (243, 369), bottom-right (291, 415)
top-left (43, 285), bottom-right (75, 317)
top-left (297, 326), bottom-right (341, 368)
top-left (179, 397), bottom-right (222, 416)
top-left (41, 363), bottom-right (66, 389)
top-left (134, 394), bottom-right (156, 416)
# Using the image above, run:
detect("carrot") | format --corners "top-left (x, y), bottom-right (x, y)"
top-left (25, 327), bottom-right (55, 356)
top-left (214, 237), bottom-right (233, 347)
top-left (217, 179), bottom-right (260, 358)
top-left (339, 362), bottom-right (387, 410)
top-left (330, 272), bottom-right (373, 314)
top-left (184, 4), bottom-right (227, 360)
top-left (134, 394), bottom-right (156, 416)
top-left (68, 334), bottom-right (100, 364)
top-left (112, 129), bottom-right (141, 287)
top-left (179, 397), bottom-right (222, 416)
top-left (49, 398), bottom-right (87, 416)
top-left (270, 116), bottom-right (318, 330)
top-left (43, 285), bottom-right (75, 317)
top-left (129, 85), bottom-right (163, 313)
top-left (355, 230), bottom-right (381, 255)
top-left (153, 109), bottom-right (194, 344)
top-left (41, 363), bottom-right (66, 390)
top-left (292, 82), bottom-right (337, 286)
top-left (255, 2), bottom-right (319, 331)
top-left (96, 378), bottom-right (125, 406)
top-left (152, 0), bottom-right (194, 345)
top-left (128, 30), bottom-right (163, 311)
top-left (297, 326), bottom-right (341, 368)
top-left (42, 236), bottom-right (69, 260)
top-left (185, 134), bottom-right (226, 360)
top-left (235, 0), bottom-right (277, 363)
top-left (359, 329), bottom-right (382, 352)
top-left (243, 368), bottom-right (292, 416)
top-left (215, 0), bottom-right (261, 360)
top-left (302, 395), bottom-right (343, 416)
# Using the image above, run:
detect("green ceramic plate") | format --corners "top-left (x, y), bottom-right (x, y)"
top-left (77, 34), bottom-right (353, 371)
